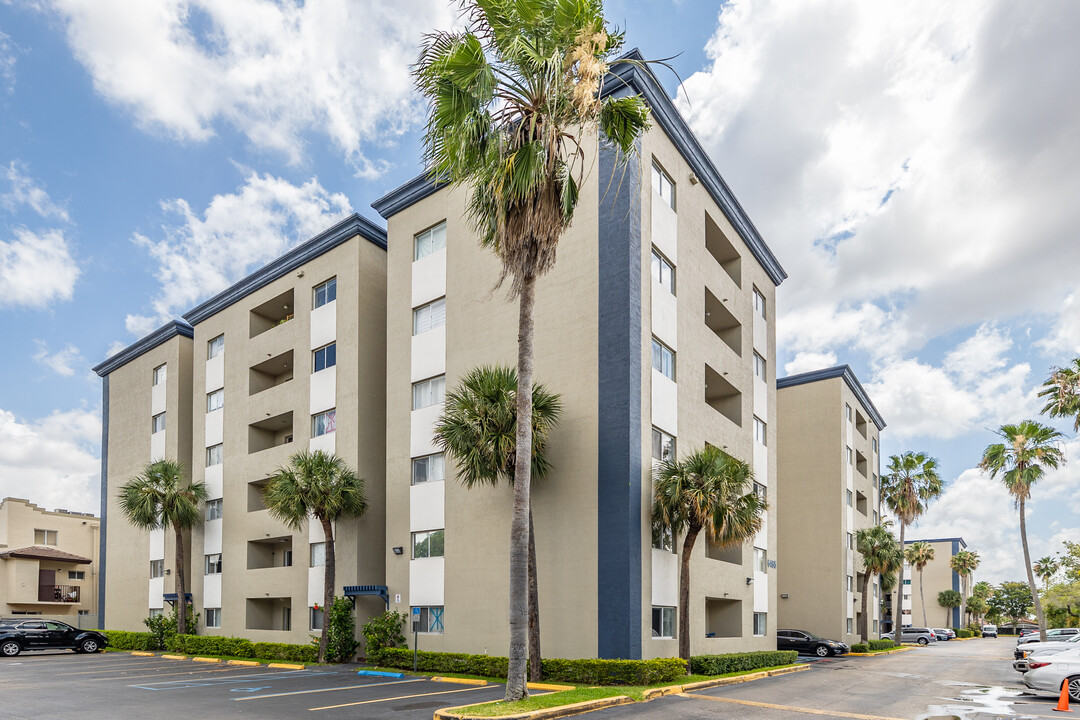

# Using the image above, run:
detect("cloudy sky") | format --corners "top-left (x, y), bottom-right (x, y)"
top-left (0, 0), bottom-right (1076, 584)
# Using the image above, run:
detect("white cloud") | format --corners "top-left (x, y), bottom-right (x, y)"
top-left (125, 172), bottom-right (353, 335)
top-left (105, 340), bottom-right (125, 358)
top-left (1037, 293), bottom-right (1080, 356)
top-left (783, 351), bottom-right (838, 376)
top-left (41, 0), bottom-right (454, 173)
top-left (0, 228), bottom-right (80, 309)
top-left (0, 30), bottom-right (16, 93)
top-left (0, 406), bottom-right (100, 515)
top-left (32, 340), bottom-right (84, 377)
top-left (1, 161), bottom-right (70, 221)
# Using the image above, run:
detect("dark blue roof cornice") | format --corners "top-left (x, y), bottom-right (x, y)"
top-left (370, 48), bottom-right (787, 286)
top-left (777, 364), bottom-right (887, 430)
top-left (182, 213), bottom-right (386, 326)
top-left (92, 320), bottom-right (193, 377)
top-left (906, 537), bottom-right (967, 548)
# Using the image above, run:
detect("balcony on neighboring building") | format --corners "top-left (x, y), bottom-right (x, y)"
top-left (38, 584), bottom-right (80, 603)
top-left (249, 289), bottom-right (295, 339)
top-left (249, 411), bottom-right (294, 454)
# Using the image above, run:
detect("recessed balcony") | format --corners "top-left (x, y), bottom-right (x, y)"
top-left (250, 350), bottom-right (294, 396)
top-left (250, 289), bottom-right (295, 339)
top-left (705, 212), bottom-right (741, 288)
top-left (249, 411), bottom-right (294, 454)
top-left (705, 364), bottom-right (742, 427)
top-left (705, 288), bottom-right (742, 356)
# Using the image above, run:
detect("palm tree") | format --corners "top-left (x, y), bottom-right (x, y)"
top-left (971, 581), bottom-right (993, 625)
top-left (967, 596), bottom-right (988, 626)
top-left (413, 1), bottom-right (650, 701)
top-left (856, 524), bottom-right (903, 642)
top-left (950, 550), bottom-right (980, 628)
top-left (433, 366), bottom-right (562, 680)
top-left (263, 450), bottom-right (368, 663)
top-left (938, 589), bottom-right (962, 627)
top-left (880, 452), bottom-right (943, 645)
top-left (1038, 359), bottom-right (1080, 431)
top-left (118, 459), bottom-right (208, 636)
top-left (980, 420), bottom-right (1066, 642)
top-left (1033, 556), bottom-right (1060, 589)
top-left (904, 541), bottom-right (935, 627)
top-left (652, 446), bottom-right (765, 660)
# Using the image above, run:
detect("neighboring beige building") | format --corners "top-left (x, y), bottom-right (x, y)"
top-left (0, 498), bottom-right (100, 624)
top-left (775, 366), bottom-right (885, 644)
top-left (893, 537), bottom-right (968, 630)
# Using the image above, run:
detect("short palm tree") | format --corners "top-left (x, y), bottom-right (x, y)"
top-left (938, 589), bottom-right (962, 627)
top-left (967, 596), bottom-right (988, 625)
top-left (949, 550), bottom-right (979, 627)
top-left (1033, 556), bottom-right (1060, 589)
top-left (904, 541), bottom-right (935, 627)
top-left (652, 446), bottom-right (765, 660)
top-left (118, 459), bottom-right (208, 635)
top-left (971, 580), bottom-right (993, 624)
top-left (1038, 358), bottom-right (1080, 431)
top-left (414, 0), bottom-right (650, 701)
top-left (856, 524), bottom-right (903, 642)
top-left (263, 450), bottom-right (368, 663)
top-left (433, 365), bottom-right (562, 680)
top-left (880, 452), bottom-right (943, 645)
top-left (980, 420), bottom-right (1065, 642)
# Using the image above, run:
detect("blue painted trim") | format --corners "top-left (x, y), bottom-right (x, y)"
top-left (182, 213), bottom-right (387, 326)
top-left (343, 584), bottom-right (389, 607)
top-left (905, 537), bottom-right (966, 548)
top-left (596, 137), bottom-right (643, 660)
top-left (358, 670), bottom-right (405, 679)
top-left (952, 540), bottom-right (961, 627)
top-left (776, 365), bottom-right (887, 430)
top-left (371, 173), bottom-right (446, 219)
top-left (98, 376), bottom-right (109, 629)
top-left (92, 320), bottom-right (194, 377)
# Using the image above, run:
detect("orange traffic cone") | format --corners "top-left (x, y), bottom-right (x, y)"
top-left (1054, 680), bottom-right (1071, 713)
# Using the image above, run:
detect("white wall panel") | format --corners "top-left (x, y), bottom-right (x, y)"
top-left (410, 482), bottom-right (445, 533)
top-left (151, 383), bottom-right (167, 416)
top-left (753, 377), bottom-right (767, 420)
top-left (205, 354), bottom-right (224, 392)
top-left (150, 431), bottom-right (165, 462)
top-left (651, 549), bottom-right (678, 607)
top-left (650, 284), bottom-right (678, 349)
top-left (409, 406), bottom-right (442, 457)
top-left (411, 249), bottom-right (447, 307)
top-left (203, 573), bottom-right (221, 607)
top-left (309, 366), bottom-right (336, 415)
top-left (308, 516), bottom-right (328, 543)
top-left (651, 197), bottom-right (678, 264)
top-left (308, 566), bottom-right (325, 607)
top-left (205, 410), bottom-right (223, 447)
top-left (204, 465), bottom-right (223, 500)
top-left (752, 313), bottom-right (766, 354)
top-left (310, 303), bottom-right (337, 350)
top-left (409, 558), bottom-right (445, 606)
top-left (754, 572), bottom-right (769, 613)
top-left (309, 432), bottom-right (336, 455)
top-left (204, 518), bottom-right (222, 555)
top-left (651, 370), bottom-right (678, 436)
top-left (753, 442), bottom-right (769, 483)
top-left (148, 577), bottom-right (164, 610)
top-left (411, 327), bottom-right (447, 383)
top-left (149, 528), bottom-right (165, 560)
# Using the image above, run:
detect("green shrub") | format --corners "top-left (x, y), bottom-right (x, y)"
top-left (375, 648), bottom-right (687, 685)
top-left (851, 643), bottom-right (870, 653)
top-left (362, 610), bottom-right (407, 662)
top-left (142, 605), bottom-right (199, 650)
top-left (689, 651), bottom-right (798, 676)
top-left (103, 630), bottom-right (155, 651)
top-left (868, 639), bottom-right (894, 651)
top-left (955, 629), bottom-right (974, 639)
top-left (326, 597), bottom-right (358, 663)
top-left (252, 641), bottom-right (318, 662)
top-left (163, 634), bottom-right (317, 662)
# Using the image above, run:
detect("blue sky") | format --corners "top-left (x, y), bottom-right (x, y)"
top-left (1, 0), bottom-right (1078, 585)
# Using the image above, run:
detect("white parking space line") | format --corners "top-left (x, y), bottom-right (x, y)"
top-left (309, 684), bottom-right (501, 711)
top-left (234, 677), bottom-right (424, 701)
top-left (130, 670), bottom-right (335, 690)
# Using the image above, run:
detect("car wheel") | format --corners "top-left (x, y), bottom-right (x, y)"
top-left (1068, 677), bottom-right (1080, 703)
top-left (918, 637), bottom-right (929, 646)
top-left (1, 641), bottom-right (21, 657)
top-left (814, 645), bottom-right (831, 657)
top-left (79, 638), bottom-right (100, 654)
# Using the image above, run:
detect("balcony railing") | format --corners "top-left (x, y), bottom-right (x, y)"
top-left (38, 584), bottom-right (80, 603)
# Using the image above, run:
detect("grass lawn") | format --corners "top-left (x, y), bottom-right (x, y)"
top-left (106, 648), bottom-right (323, 665)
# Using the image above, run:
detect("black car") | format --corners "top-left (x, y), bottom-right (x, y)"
top-left (777, 629), bottom-right (849, 657)
top-left (0, 619), bottom-right (108, 657)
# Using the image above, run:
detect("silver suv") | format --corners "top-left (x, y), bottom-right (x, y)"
top-left (883, 627), bottom-right (938, 645)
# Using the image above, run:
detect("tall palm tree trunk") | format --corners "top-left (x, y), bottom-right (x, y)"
top-left (678, 526), bottom-right (701, 661)
top-left (528, 506), bottom-right (541, 681)
top-left (320, 516), bottom-right (335, 663)
top-left (893, 523), bottom-right (906, 646)
top-left (959, 575), bottom-right (967, 630)
top-left (506, 275), bottom-right (536, 702)
top-left (1019, 498), bottom-right (1047, 641)
top-left (919, 570), bottom-right (927, 627)
top-left (858, 572), bottom-right (871, 643)
top-left (174, 524), bottom-right (188, 635)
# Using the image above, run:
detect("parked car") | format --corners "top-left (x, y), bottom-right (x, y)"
top-left (881, 627), bottom-right (938, 645)
top-left (982, 624), bottom-right (998, 638)
top-left (1022, 646), bottom-right (1080, 703)
top-left (1018, 628), bottom-right (1080, 646)
top-left (933, 628), bottom-right (956, 640)
top-left (0, 620), bottom-right (108, 657)
top-left (1014, 634), bottom-right (1080, 663)
top-left (777, 629), bottom-right (850, 657)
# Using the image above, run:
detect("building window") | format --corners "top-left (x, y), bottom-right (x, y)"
top-left (753, 288), bottom-right (766, 319)
top-left (846, 446), bottom-right (853, 464)
top-left (152, 412), bottom-right (166, 434)
top-left (310, 542), bottom-right (325, 567)
top-left (847, 618), bottom-right (853, 634)
top-left (34, 529), bottom-right (58, 546)
top-left (651, 162), bottom-right (676, 210)
top-left (845, 403), bottom-right (853, 422)
top-left (411, 606), bottom-right (445, 633)
top-left (283, 549), bottom-right (293, 567)
top-left (204, 554), bottom-right (222, 575)
top-left (413, 298), bottom-right (447, 335)
top-left (872, 437), bottom-right (878, 452)
top-left (753, 612), bottom-right (767, 637)
top-left (153, 364), bottom-right (166, 386)
top-left (313, 343), bottom-right (336, 372)
top-left (205, 499), bottom-right (223, 521)
top-left (846, 490), bottom-right (853, 507)
top-left (205, 608), bottom-right (221, 628)
top-left (68, 570), bottom-right (85, 580)
top-left (208, 334), bottom-right (224, 359)
top-left (207, 389), bottom-right (224, 413)
top-left (651, 250), bottom-right (675, 294)
top-left (206, 444), bottom-right (223, 467)
top-left (312, 409), bottom-right (336, 437)
top-left (753, 352), bottom-right (766, 381)
top-left (873, 510), bottom-right (879, 524)
top-left (652, 521), bottom-right (674, 552)
top-left (150, 559), bottom-right (164, 579)
top-left (412, 529), bottom-right (445, 559)
top-left (753, 482), bottom-right (767, 502)
top-left (651, 427), bottom-right (676, 463)
top-left (313, 277), bottom-right (337, 309)
top-left (412, 454), bottom-right (445, 485)
top-left (651, 607), bottom-right (675, 638)
top-left (414, 222), bottom-right (447, 261)
top-left (873, 473), bottom-right (879, 488)
top-left (847, 575), bottom-right (853, 591)
top-left (412, 376), bottom-right (446, 410)
top-left (310, 606), bottom-right (324, 631)
top-left (754, 548), bottom-right (767, 574)
top-left (873, 619), bottom-right (878, 633)
top-left (149, 608), bottom-right (163, 619)
top-left (847, 532), bottom-right (854, 550)
top-left (651, 338), bottom-right (675, 381)
top-left (753, 416), bottom-right (767, 446)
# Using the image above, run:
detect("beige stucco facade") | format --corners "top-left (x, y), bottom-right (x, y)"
top-left (899, 538), bottom-right (967, 629)
top-left (0, 498), bottom-right (100, 622)
top-left (775, 368), bottom-right (884, 644)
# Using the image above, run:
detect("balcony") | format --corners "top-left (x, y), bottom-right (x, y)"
top-left (250, 289), bottom-right (295, 339)
top-left (250, 350), bottom-right (294, 396)
top-left (704, 363), bottom-right (742, 427)
top-left (704, 288), bottom-right (742, 356)
top-left (38, 585), bottom-right (80, 603)
top-left (705, 212), bottom-right (742, 288)
top-left (249, 411), bottom-right (294, 454)
top-left (247, 536), bottom-right (294, 570)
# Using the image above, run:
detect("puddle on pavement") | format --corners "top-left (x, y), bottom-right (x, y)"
top-left (918, 685), bottom-right (1040, 720)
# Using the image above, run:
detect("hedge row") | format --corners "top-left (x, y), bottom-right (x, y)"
top-left (851, 643), bottom-right (869, 653)
top-left (103, 630), bottom-right (156, 651)
top-left (955, 629), bottom-right (974, 639)
top-left (374, 648), bottom-right (687, 685)
top-left (868, 639), bottom-right (894, 651)
top-left (689, 650), bottom-right (798, 676)
top-left (166, 634), bottom-right (317, 662)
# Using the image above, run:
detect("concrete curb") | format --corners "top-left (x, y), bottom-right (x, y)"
top-left (192, 657), bottom-right (221, 663)
top-left (643, 664), bottom-right (809, 699)
top-left (433, 677), bottom-right (489, 686)
top-left (130, 651), bottom-right (155, 657)
top-left (847, 647), bottom-right (914, 657)
top-left (227, 659), bottom-right (261, 666)
top-left (267, 662), bottom-right (306, 670)
top-left (435, 695), bottom-right (632, 720)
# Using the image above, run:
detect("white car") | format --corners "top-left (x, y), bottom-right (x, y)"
top-left (1018, 628), bottom-right (1080, 645)
top-left (1013, 634), bottom-right (1080, 671)
top-left (1022, 646), bottom-right (1080, 703)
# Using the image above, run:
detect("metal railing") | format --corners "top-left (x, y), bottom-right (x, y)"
top-left (38, 585), bottom-right (80, 603)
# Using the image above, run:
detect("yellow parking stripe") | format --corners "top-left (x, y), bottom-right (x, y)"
top-left (309, 684), bottom-right (499, 711)
top-left (682, 693), bottom-right (909, 720)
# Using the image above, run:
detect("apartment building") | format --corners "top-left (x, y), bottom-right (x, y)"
top-left (0, 497), bottom-right (100, 625)
top-left (94, 215), bottom-right (389, 643)
top-left (775, 366), bottom-right (885, 644)
top-left (371, 51), bottom-right (786, 660)
top-left (886, 537), bottom-right (969, 630)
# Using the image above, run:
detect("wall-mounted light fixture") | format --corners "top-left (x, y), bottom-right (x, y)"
top-left (392, 546), bottom-right (404, 555)
top-left (165, 569), bottom-right (171, 576)
top-left (746, 577), bottom-right (753, 585)
top-left (780, 593), bottom-right (789, 599)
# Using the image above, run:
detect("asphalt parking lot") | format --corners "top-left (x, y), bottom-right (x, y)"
top-left (0, 650), bottom-right (501, 720)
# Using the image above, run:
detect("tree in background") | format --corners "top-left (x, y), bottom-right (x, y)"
top-left (881, 452), bottom-right (943, 645)
top-left (413, 0), bottom-right (651, 699)
top-left (904, 541), bottom-right (935, 627)
top-left (1039, 358), bottom-right (1080, 431)
top-left (857, 524), bottom-right (903, 642)
top-left (119, 459), bottom-right (207, 636)
top-left (980, 421), bottom-right (1065, 641)
top-left (1034, 556), bottom-right (1060, 590)
top-left (880, 565), bottom-right (900, 632)
top-left (950, 549), bottom-right (980, 630)
top-left (967, 596), bottom-right (989, 626)
top-left (971, 581), bottom-right (994, 625)
top-left (987, 581), bottom-right (1035, 629)
top-left (938, 589), bottom-right (962, 627)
